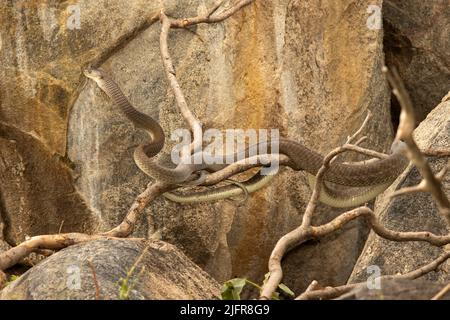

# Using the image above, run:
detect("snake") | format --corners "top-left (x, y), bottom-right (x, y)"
top-left (165, 141), bottom-right (408, 207)
top-left (84, 67), bottom-right (208, 184)
top-left (84, 67), bottom-right (409, 208)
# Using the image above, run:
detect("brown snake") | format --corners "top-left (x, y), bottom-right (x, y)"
top-left (84, 68), bottom-right (409, 207)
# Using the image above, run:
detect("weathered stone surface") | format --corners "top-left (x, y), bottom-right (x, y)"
top-left (0, 123), bottom-right (96, 245)
top-left (339, 278), bottom-right (450, 300)
top-left (68, 0), bottom-right (391, 292)
top-left (0, 239), bottom-right (221, 300)
top-left (348, 99), bottom-right (450, 284)
top-left (384, 0), bottom-right (450, 122)
top-left (2, 0), bottom-right (394, 295)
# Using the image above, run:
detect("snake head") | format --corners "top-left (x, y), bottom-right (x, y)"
top-left (83, 67), bottom-right (105, 81)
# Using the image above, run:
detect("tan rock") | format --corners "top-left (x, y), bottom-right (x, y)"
top-left (2, 0), bottom-right (394, 294)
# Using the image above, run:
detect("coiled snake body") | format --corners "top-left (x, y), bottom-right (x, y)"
top-left (84, 68), bottom-right (409, 207)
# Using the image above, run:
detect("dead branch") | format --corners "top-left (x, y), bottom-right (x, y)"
top-left (102, 182), bottom-right (175, 238)
top-left (169, 0), bottom-right (254, 28)
top-left (297, 250), bottom-right (450, 300)
top-left (260, 113), bottom-right (374, 299)
top-left (312, 206), bottom-right (450, 246)
top-left (0, 0), bottom-right (254, 275)
top-left (260, 97), bottom-right (449, 299)
top-left (160, 11), bottom-right (203, 155)
top-left (202, 154), bottom-right (290, 186)
top-left (0, 233), bottom-right (102, 271)
top-left (384, 67), bottom-right (450, 226)
top-left (431, 282), bottom-right (450, 300)
top-left (87, 259), bottom-right (102, 300)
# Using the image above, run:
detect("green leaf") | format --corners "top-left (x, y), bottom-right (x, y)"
top-left (221, 278), bottom-right (247, 300)
top-left (278, 283), bottom-right (295, 297)
top-left (263, 272), bottom-right (271, 286)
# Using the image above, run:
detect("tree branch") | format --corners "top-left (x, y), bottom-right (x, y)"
top-left (169, 0), bottom-right (254, 28)
top-left (297, 250), bottom-right (450, 300)
top-left (384, 67), bottom-right (450, 226)
top-left (101, 182), bottom-right (175, 238)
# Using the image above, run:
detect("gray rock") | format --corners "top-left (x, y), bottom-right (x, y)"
top-left (348, 99), bottom-right (450, 284)
top-left (0, 0), bottom-right (399, 294)
top-left (68, 0), bottom-right (391, 293)
top-left (384, 0), bottom-right (450, 122)
top-left (0, 238), bottom-right (220, 300)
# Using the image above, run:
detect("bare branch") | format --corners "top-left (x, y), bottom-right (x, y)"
top-left (312, 206), bottom-right (450, 246)
top-left (297, 250), bottom-right (450, 300)
top-left (342, 144), bottom-right (389, 160)
top-left (384, 66), bottom-right (450, 225)
top-left (160, 11), bottom-right (203, 155)
top-left (346, 111), bottom-right (371, 144)
top-left (389, 181), bottom-right (427, 198)
top-left (260, 112), bottom-right (374, 299)
top-left (203, 154), bottom-right (290, 186)
top-left (87, 260), bottom-right (102, 300)
top-left (170, 0), bottom-right (254, 28)
top-left (431, 282), bottom-right (450, 300)
top-left (0, 233), bottom-right (101, 271)
top-left (102, 182), bottom-right (175, 238)
top-left (304, 280), bottom-right (320, 293)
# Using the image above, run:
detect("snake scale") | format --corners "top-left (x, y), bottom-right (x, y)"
top-left (84, 68), bottom-right (409, 208)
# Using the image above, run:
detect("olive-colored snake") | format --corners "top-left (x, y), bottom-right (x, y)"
top-left (84, 68), bottom-right (409, 207)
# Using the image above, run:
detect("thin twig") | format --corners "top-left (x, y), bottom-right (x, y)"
top-left (58, 220), bottom-right (65, 234)
top-left (297, 250), bottom-right (450, 300)
top-left (102, 182), bottom-right (175, 238)
top-left (260, 112), bottom-right (372, 299)
top-left (87, 259), bottom-right (101, 300)
top-left (170, 0), bottom-right (254, 28)
top-left (384, 66), bottom-right (450, 226)
top-left (431, 282), bottom-right (450, 300)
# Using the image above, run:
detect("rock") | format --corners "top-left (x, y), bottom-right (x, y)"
top-left (69, 0), bottom-right (392, 293)
top-left (0, 239), bottom-right (220, 300)
top-left (0, 124), bottom-right (96, 245)
top-left (1, 0), bottom-right (393, 294)
top-left (339, 278), bottom-right (450, 300)
top-left (383, 0), bottom-right (450, 122)
top-left (348, 99), bottom-right (450, 284)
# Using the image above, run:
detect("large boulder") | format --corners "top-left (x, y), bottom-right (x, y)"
top-left (383, 0), bottom-right (450, 122)
top-left (348, 99), bottom-right (450, 284)
top-left (69, 0), bottom-right (392, 293)
top-left (0, 124), bottom-right (97, 244)
top-left (0, 239), bottom-right (220, 300)
top-left (1, 0), bottom-right (393, 293)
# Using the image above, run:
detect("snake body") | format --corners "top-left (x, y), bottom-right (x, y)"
top-left (84, 68), bottom-right (409, 207)
top-left (84, 68), bottom-right (207, 184)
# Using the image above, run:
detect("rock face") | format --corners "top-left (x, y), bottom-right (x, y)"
top-left (340, 278), bottom-right (450, 300)
top-left (0, 239), bottom-right (220, 300)
top-left (383, 0), bottom-right (450, 123)
top-left (68, 0), bottom-right (392, 293)
top-left (0, 0), bottom-right (412, 295)
top-left (0, 124), bottom-right (96, 244)
top-left (349, 100), bottom-right (450, 284)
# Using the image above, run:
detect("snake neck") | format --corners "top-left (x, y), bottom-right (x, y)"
top-left (99, 76), bottom-right (165, 156)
